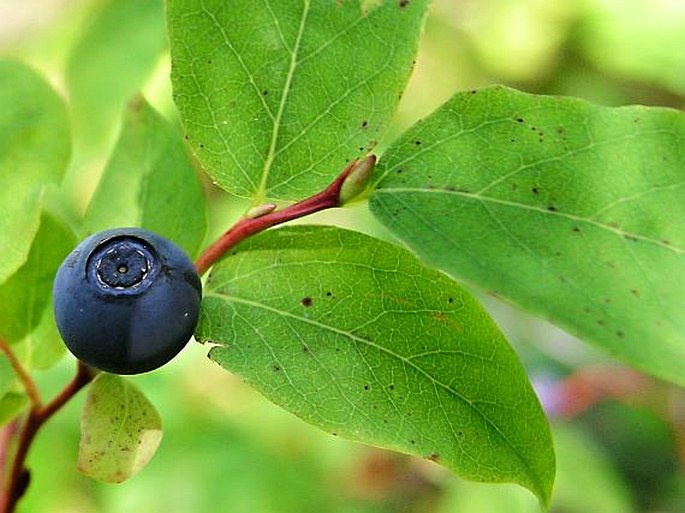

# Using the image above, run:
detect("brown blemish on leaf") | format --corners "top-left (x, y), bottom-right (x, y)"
top-left (301, 296), bottom-right (313, 307)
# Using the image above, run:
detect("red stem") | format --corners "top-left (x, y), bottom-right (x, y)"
top-left (0, 362), bottom-right (93, 513)
top-left (195, 157), bottom-right (369, 276)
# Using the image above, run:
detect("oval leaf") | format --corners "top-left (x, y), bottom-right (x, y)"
top-left (85, 97), bottom-right (207, 257)
top-left (168, 0), bottom-right (428, 200)
top-left (369, 85), bottom-right (685, 386)
top-left (196, 225), bottom-right (554, 504)
top-left (78, 374), bottom-right (162, 483)
top-left (0, 60), bottom-right (70, 284)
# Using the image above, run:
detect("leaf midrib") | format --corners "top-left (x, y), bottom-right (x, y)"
top-left (256, 0), bottom-right (311, 201)
top-left (374, 187), bottom-right (684, 254)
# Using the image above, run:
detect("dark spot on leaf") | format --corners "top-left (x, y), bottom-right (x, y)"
top-left (399, 0), bottom-right (409, 7)
top-left (414, 140), bottom-right (421, 146)
top-left (532, 187), bottom-right (539, 194)
top-left (516, 117), bottom-right (524, 123)
top-left (409, 439), bottom-right (416, 445)
top-left (199, 143), bottom-right (205, 148)
top-left (572, 226), bottom-right (581, 233)
top-left (631, 289), bottom-right (639, 297)
top-left (470, 90), bottom-right (477, 94)
top-left (184, 134), bottom-right (189, 140)
top-left (302, 345), bottom-right (310, 353)
top-left (427, 453), bottom-right (440, 462)
top-left (326, 291), bottom-right (333, 297)
top-left (547, 205), bottom-right (557, 212)
top-left (363, 384), bottom-right (370, 391)
top-left (273, 364), bottom-right (281, 372)
top-left (301, 297), bottom-right (313, 307)
top-left (661, 240), bottom-right (671, 246)
top-left (624, 234), bottom-right (639, 242)
top-left (262, 90), bottom-right (268, 96)
top-left (207, 59), bottom-right (212, 64)
top-left (448, 297), bottom-right (453, 303)
top-left (396, 168), bottom-right (403, 174)
top-left (361, 120), bottom-right (368, 128)
top-left (389, 384), bottom-right (395, 391)
top-left (332, 432), bottom-right (338, 436)
top-left (531, 126), bottom-right (537, 131)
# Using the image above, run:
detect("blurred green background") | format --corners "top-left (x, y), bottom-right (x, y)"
top-left (1, 0), bottom-right (684, 511)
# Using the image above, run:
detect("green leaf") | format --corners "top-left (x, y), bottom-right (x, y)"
top-left (167, 0), bottom-right (428, 201)
top-left (196, 225), bottom-right (555, 504)
top-left (0, 212), bottom-right (76, 343)
top-left (0, 60), bottom-right (70, 284)
top-left (85, 97), bottom-right (207, 258)
top-left (0, 393), bottom-right (28, 427)
top-left (369, 85), bottom-right (685, 386)
top-left (67, 0), bottom-right (166, 158)
top-left (78, 374), bottom-right (163, 483)
top-left (13, 295), bottom-right (67, 371)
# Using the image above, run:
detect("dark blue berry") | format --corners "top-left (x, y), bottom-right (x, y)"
top-left (53, 228), bottom-right (202, 374)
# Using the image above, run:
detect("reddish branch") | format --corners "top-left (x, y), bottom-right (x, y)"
top-left (0, 360), bottom-right (93, 513)
top-left (195, 156), bottom-right (373, 276)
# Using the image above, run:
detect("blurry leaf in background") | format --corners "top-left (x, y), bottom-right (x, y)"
top-left (436, 425), bottom-right (634, 513)
top-left (578, 0), bottom-right (685, 97)
top-left (0, 60), bottom-right (70, 284)
top-left (197, 225), bottom-right (554, 504)
top-left (371, 85), bottom-right (685, 387)
top-left (0, 212), bottom-right (75, 344)
top-left (168, 0), bottom-right (429, 201)
top-left (13, 296), bottom-right (67, 372)
top-left (84, 97), bottom-right (207, 258)
top-left (0, 393), bottom-right (28, 427)
top-left (66, 0), bottom-right (166, 163)
top-left (78, 373), bottom-right (162, 483)
top-left (437, 0), bottom-right (579, 82)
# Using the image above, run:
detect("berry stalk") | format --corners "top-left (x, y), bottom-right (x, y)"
top-left (194, 156), bottom-right (375, 276)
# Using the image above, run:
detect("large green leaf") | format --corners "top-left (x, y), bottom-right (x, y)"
top-left (78, 374), bottom-right (162, 483)
top-left (67, 0), bottom-right (166, 158)
top-left (85, 98), bottom-right (207, 257)
top-left (369, 85), bottom-right (685, 386)
top-left (167, 0), bottom-right (428, 201)
top-left (196, 225), bottom-right (555, 504)
top-left (0, 212), bottom-right (76, 343)
top-left (0, 60), bottom-right (70, 284)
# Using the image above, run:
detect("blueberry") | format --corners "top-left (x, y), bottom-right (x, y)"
top-left (53, 228), bottom-right (202, 374)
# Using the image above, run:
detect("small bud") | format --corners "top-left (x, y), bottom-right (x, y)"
top-left (245, 203), bottom-right (277, 219)
top-left (339, 155), bottom-right (376, 205)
